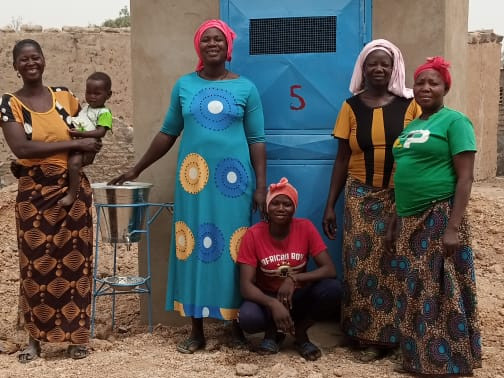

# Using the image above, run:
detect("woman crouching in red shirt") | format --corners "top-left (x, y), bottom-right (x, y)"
top-left (237, 177), bottom-right (342, 361)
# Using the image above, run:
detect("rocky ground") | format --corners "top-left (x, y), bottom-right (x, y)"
top-left (0, 179), bottom-right (503, 378)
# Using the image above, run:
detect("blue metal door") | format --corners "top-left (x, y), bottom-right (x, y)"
top-left (222, 0), bottom-right (371, 275)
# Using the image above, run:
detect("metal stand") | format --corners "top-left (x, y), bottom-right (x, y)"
top-left (90, 202), bottom-right (174, 337)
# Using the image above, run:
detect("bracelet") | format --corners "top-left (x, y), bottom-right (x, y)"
top-left (287, 274), bottom-right (297, 286)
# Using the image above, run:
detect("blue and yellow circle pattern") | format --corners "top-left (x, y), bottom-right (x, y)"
top-left (214, 158), bottom-right (249, 198)
top-left (190, 87), bottom-right (239, 131)
top-left (197, 223), bottom-right (224, 263)
top-left (179, 153), bottom-right (209, 194)
top-left (229, 227), bottom-right (248, 262)
top-left (175, 221), bottom-right (195, 260)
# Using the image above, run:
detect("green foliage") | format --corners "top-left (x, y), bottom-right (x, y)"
top-left (102, 6), bottom-right (130, 28)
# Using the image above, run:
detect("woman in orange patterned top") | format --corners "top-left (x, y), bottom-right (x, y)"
top-left (0, 39), bottom-right (102, 363)
top-left (322, 39), bottom-right (419, 361)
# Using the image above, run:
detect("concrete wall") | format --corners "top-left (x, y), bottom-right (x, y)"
top-left (130, 0), bottom-right (473, 325)
top-left (373, 0), bottom-right (469, 113)
top-left (0, 28), bottom-right (134, 186)
top-left (466, 31), bottom-right (502, 181)
top-left (498, 69), bottom-right (504, 176)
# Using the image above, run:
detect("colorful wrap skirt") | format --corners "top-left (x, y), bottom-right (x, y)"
top-left (395, 199), bottom-right (482, 375)
top-left (15, 163), bottom-right (93, 344)
top-left (341, 177), bottom-right (401, 346)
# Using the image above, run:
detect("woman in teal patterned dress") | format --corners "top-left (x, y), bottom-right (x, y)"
top-left (111, 20), bottom-right (266, 353)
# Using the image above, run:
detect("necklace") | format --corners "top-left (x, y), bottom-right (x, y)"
top-left (198, 69), bottom-right (228, 81)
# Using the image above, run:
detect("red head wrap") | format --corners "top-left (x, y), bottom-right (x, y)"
top-left (413, 56), bottom-right (452, 90)
top-left (193, 19), bottom-right (236, 71)
top-left (266, 177), bottom-right (299, 210)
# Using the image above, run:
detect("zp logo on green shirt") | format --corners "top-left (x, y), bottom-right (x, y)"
top-left (392, 107), bottom-right (477, 216)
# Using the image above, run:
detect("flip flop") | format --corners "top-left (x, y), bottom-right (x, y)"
top-left (295, 341), bottom-right (322, 361)
top-left (17, 344), bottom-right (41, 364)
top-left (258, 332), bottom-right (286, 355)
top-left (176, 337), bottom-right (206, 354)
top-left (67, 345), bottom-right (89, 359)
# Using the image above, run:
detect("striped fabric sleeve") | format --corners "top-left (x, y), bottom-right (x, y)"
top-left (332, 101), bottom-right (352, 139)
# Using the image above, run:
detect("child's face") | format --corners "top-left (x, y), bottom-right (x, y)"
top-left (85, 79), bottom-right (111, 108)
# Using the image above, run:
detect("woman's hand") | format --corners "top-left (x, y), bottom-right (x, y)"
top-left (276, 277), bottom-right (296, 310)
top-left (108, 169), bottom-right (139, 186)
top-left (253, 187), bottom-right (267, 219)
top-left (322, 206), bottom-right (338, 240)
top-left (76, 138), bottom-right (102, 153)
top-left (384, 213), bottom-right (399, 255)
top-left (270, 300), bottom-right (294, 334)
top-left (68, 129), bottom-right (85, 139)
top-left (442, 226), bottom-right (460, 257)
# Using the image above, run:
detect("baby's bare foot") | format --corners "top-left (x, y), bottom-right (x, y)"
top-left (58, 193), bottom-right (75, 207)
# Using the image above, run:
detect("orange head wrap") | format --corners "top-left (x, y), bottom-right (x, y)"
top-left (413, 56), bottom-right (452, 90)
top-left (266, 177), bottom-right (299, 210)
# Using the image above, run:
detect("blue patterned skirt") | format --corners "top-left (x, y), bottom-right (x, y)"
top-left (396, 199), bottom-right (482, 375)
top-left (341, 177), bottom-right (401, 347)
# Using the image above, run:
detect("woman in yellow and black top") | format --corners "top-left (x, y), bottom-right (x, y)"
top-left (322, 39), bottom-right (419, 361)
top-left (0, 39), bottom-right (102, 363)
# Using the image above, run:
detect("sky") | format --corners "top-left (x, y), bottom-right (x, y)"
top-left (0, 0), bottom-right (130, 29)
top-left (0, 0), bottom-right (502, 34)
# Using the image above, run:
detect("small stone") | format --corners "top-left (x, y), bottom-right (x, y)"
top-left (117, 326), bottom-right (130, 334)
top-left (204, 338), bottom-right (219, 351)
top-left (498, 309), bottom-right (504, 317)
top-left (492, 264), bottom-right (503, 274)
top-left (236, 363), bottom-right (259, 376)
top-left (90, 338), bottom-right (113, 351)
top-left (271, 363), bottom-right (298, 378)
top-left (334, 372), bottom-right (343, 377)
top-left (94, 323), bottom-right (112, 340)
top-left (0, 339), bottom-right (19, 354)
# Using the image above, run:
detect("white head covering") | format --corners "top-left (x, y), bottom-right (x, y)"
top-left (349, 39), bottom-right (413, 99)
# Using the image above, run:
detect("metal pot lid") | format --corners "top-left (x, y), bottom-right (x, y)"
top-left (91, 181), bottom-right (154, 190)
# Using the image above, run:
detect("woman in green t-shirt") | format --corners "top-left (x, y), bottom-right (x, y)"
top-left (387, 57), bottom-right (481, 376)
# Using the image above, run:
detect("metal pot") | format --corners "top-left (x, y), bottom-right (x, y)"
top-left (91, 182), bottom-right (153, 243)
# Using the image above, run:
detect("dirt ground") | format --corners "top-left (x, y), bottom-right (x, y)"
top-left (0, 179), bottom-right (503, 378)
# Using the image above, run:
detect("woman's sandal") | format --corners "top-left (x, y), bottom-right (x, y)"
top-left (295, 341), bottom-right (322, 361)
top-left (17, 343), bottom-right (41, 364)
top-left (176, 337), bottom-right (206, 354)
top-left (67, 345), bottom-right (89, 360)
top-left (258, 332), bottom-right (286, 355)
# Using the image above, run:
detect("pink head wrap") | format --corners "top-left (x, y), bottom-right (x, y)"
top-left (193, 19), bottom-right (236, 71)
top-left (266, 177), bottom-right (299, 210)
top-left (349, 39), bottom-right (413, 98)
top-left (414, 56), bottom-right (452, 90)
